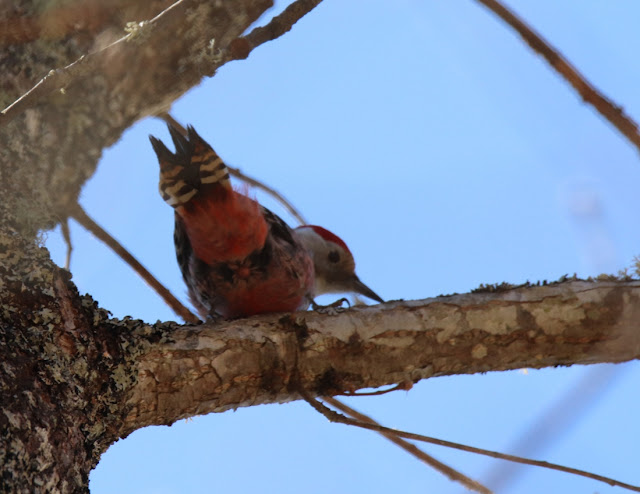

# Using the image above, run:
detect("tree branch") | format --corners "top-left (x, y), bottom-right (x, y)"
top-left (323, 397), bottom-right (493, 494)
top-left (0, 0), bottom-right (325, 133)
top-left (304, 393), bottom-right (640, 492)
top-left (69, 203), bottom-right (200, 324)
top-left (0, 0), bottom-right (187, 128)
top-left (122, 280), bottom-right (640, 433)
top-left (1, 0), bottom-right (276, 237)
top-left (228, 0), bottom-right (324, 61)
top-left (60, 216), bottom-right (73, 270)
top-left (481, 364), bottom-right (620, 490)
top-left (474, 0), bottom-right (640, 154)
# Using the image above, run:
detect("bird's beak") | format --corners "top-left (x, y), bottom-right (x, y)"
top-left (350, 275), bottom-right (384, 303)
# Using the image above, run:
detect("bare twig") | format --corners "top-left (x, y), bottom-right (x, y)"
top-left (474, 0), bottom-right (640, 154)
top-left (338, 382), bottom-right (412, 396)
top-left (60, 217), bottom-right (73, 270)
top-left (69, 203), bottom-right (200, 324)
top-left (246, 0), bottom-right (322, 47)
top-left (324, 397), bottom-right (492, 494)
top-left (298, 390), bottom-right (640, 493)
top-left (157, 113), bottom-right (308, 225)
top-left (228, 0), bottom-right (324, 62)
top-left (482, 365), bottom-right (621, 491)
top-left (156, 113), bottom-right (185, 134)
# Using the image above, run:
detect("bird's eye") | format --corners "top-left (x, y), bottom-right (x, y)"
top-left (328, 250), bottom-right (340, 263)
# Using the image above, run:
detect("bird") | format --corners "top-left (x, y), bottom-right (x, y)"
top-left (149, 124), bottom-right (383, 320)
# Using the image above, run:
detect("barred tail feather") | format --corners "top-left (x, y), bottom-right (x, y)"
top-left (186, 126), bottom-right (230, 187)
top-left (150, 124), bottom-right (231, 208)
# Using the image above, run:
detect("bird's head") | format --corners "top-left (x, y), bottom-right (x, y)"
top-left (294, 225), bottom-right (383, 304)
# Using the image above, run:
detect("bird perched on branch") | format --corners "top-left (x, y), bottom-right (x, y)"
top-left (150, 125), bottom-right (383, 319)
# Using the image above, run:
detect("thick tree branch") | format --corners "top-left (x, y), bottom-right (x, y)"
top-left (1, 0), bottom-right (275, 239)
top-left (3, 213), bottom-right (638, 492)
top-left (0, 0), bottom-right (268, 128)
top-left (122, 280), bottom-right (640, 433)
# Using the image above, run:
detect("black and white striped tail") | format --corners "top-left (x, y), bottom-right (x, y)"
top-left (149, 125), bottom-right (230, 208)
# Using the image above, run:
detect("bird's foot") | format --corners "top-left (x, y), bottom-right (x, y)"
top-left (311, 297), bottom-right (351, 315)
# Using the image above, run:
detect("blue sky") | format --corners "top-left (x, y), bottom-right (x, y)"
top-left (45, 1), bottom-right (640, 492)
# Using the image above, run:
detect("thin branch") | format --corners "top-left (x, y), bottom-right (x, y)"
top-left (157, 112), bottom-right (308, 225)
top-left (324, 397), bottom-right (492, 494)
top-left (156, 113), bottom-right (185, 134)
top-left (482, 365), bottom-right (621, 491)
top-left (60, 217), bottom-right (73, 270)
top-left (69, 203), bottom-right (200, 324)
top-left (338, 382), bottom-right (412, 396)
top-left (299, 392), bottom-right (640, 493)
top-left (227, 0), bottom-right (324, 62)
top-left (474, 0), bottom-right (640, 154)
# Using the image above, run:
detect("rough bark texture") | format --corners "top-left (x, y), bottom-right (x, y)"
top-left (0, 0), bottom-right (271, 491)
top-left (121, 280), bottom-right (640, 433)
top-left (1, 0), bottom-right (272, 239)
top-left (0, 204), bottom-right (131, 491)
top-left (2, 251), bottom-right (640, 492)
top-left (1, 1), bottom-right (639, 493)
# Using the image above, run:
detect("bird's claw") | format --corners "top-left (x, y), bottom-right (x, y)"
top-left (311, 297), bottom-right (350, 315)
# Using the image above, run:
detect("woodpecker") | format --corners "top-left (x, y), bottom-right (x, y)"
top-left (150, 125), bottom-right (383, 320)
